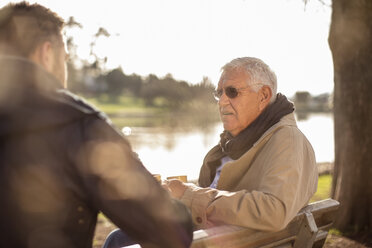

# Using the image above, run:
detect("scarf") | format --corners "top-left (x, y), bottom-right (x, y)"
top-left (198, 93), bottom-right (294, 187)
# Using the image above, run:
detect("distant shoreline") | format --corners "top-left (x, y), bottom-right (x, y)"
top-left (317, 162), bottom-right (333, 176)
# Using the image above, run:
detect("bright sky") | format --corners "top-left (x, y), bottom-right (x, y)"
top-left (2, 0), bottom-right (333, 97)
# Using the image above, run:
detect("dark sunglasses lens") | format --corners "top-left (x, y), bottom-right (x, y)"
top-left (225, 87), bottom-right (239, 98)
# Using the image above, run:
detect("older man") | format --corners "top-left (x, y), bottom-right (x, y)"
top-left (0, 2), bottom-right (192, 248)
top-left (166, 57), bottom-right (318, 231)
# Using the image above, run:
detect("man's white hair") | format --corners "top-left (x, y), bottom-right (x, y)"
top-left (221, 57), bottom-right (277, 103)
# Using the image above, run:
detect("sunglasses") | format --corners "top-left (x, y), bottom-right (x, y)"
top-left (213, 86), bottom-right (251, 100)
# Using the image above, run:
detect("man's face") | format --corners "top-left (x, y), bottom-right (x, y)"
top-left (217, 70), bottom-right (262, 137)
top-left (50, 37), bottom-right (68, 88)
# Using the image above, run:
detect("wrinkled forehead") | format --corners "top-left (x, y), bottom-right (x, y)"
top-left (218, 69), bottom-right (251, 88)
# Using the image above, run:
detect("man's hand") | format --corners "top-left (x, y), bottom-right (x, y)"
top-left (162, 179), bottom-right (187, 199)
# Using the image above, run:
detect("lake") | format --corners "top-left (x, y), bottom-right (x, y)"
top-left (112, 112), bottom-right (334, 181)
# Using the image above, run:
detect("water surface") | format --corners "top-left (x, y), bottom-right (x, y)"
top-left (112, 112), bottom-right (334, 181)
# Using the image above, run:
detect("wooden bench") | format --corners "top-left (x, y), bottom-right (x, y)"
top-left (190, 198), bottom-right (340, 248)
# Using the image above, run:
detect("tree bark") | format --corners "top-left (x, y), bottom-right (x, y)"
top-left (329, 0), bottom-right (372, 233)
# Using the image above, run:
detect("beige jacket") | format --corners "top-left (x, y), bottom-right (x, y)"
top-left (180, 113), bottom-right (318, 231)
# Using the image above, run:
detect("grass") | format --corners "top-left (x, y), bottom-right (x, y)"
top-left (311, 174), bottom-right (332, 202)
top-left (81, 94), bottom-right (220, 129)
top-left (81, 93), bottom-right (219, 117)
top-left (83, 94), bottom-right (164, 116)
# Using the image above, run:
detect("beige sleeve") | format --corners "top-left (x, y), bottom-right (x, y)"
top-left (181, 185), bottom-right (287, 231)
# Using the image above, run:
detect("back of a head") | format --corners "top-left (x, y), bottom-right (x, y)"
top-left (222, 57), bottom-right (278, 103)
top-left (0, 1), bottom-right (64, 57)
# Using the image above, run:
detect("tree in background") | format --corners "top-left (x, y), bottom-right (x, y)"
top-left (88, 27), bottom-right (110, 74)
top-left (104, 68), bottom-right (127, 102)
top-left (191, 77), bottom-right (215, 102)
top-left (141, 74), bottom-right (192, 108)
top-left (328, 0), bottom-right (372, 240)
top-left (64, 18), bottom-right (116, 95)
top-left (124, 73), bottom-right (143, 96)
top-left (64, 17), bottom-right (84, 92)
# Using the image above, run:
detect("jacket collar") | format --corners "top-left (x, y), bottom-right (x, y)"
top-left (253, 113), bottom-right (297, 147)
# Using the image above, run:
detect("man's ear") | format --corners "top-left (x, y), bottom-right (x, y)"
top-left (258, 85), bottom-right (272, 111)
top-left (29, 41), bottom-right (54, 72)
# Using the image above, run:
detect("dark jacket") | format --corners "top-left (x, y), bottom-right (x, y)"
top-left (0, 56), bottom-right (193, 248)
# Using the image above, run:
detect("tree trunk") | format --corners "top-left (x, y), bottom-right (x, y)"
top-left (328, 0), bottom-right (372, 234)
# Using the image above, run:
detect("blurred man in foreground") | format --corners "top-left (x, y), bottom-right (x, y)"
top-left (165, 57), bottom-right (318, 231)
top-left (0, 2), bottom-right (192, 247)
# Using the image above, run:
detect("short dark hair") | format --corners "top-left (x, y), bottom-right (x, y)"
top-left (0, 1), bottom-right (64, 57)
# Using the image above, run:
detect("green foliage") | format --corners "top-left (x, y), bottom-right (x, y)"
top-left (102, 68), bottom-right (127, 101)
top-left (329, 228), bottom-right (343, 236)
top-left (83, 93), bottom-right (219, 128)
top-left (85, 95), bottom-right (158, 116)
top-left (311, 174), bottom-right (332, 202)
top-left (141, 74), bottom-right (190, 108)
top-left (68, 64), bottom-right (216, 111)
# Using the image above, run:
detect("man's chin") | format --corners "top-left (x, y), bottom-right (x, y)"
top-left (221, 115), bottom-right (236, 125)
top-left (222, 123), bottom-right (234, 132)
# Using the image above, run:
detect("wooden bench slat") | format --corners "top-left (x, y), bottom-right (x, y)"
top-left (315, 230), bottom-right (329, 242)
top-left (293, 212), bottom-right (318, 248)
top-left (190, 198), bottom-right (340, 248)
